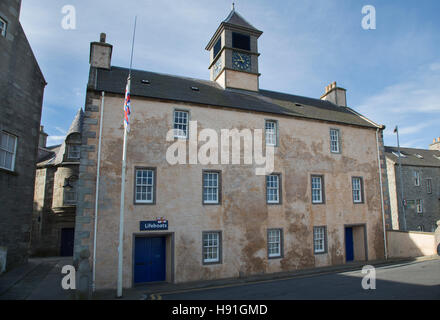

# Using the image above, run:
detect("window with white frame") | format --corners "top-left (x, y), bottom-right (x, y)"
top-left (173, 110), bottom-right (189, 139)
top-left (352, 177), bottom-right (363, 203)
top-left (416, 199), bottom-right (423, 214)
top-left (268, 229), bottom-right (282, 258)
top-left (330, 129), bottom-right (340, 153)
top-left (63, 179), bottom-right (77, 205)
top-left (266, 174), bottom-right (280, 204)
top-left (135, 169), bottom-right (155, 203)
top-left (203, 171), bottom-right (219, 204)
top-left (313, 226), bottom-right (326, 254)
top-left (414, 171), bottom-right (420, 186)
top-left (311, 175), bottom-right (323, 204)
top-left (0, 17), bottom-right (7, 37)
top-left (265, 120), bottom-right (277, 146)
top-left (0, 131), bottom-right (17, 171)
top-left (67, 144), bottom-right (81, 159)
top-left (426, 179), bottom-right (432, 194)
top-left (203, 232), bottom-right (220, 263)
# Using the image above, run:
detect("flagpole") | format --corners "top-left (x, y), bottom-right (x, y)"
top-left (117, 16), bottom-right (137, 299)
top-left (395, 126), bottom-right (407, 231)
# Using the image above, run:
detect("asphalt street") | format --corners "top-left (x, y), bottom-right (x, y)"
top-left (159, 259), bottom-right (440, 300)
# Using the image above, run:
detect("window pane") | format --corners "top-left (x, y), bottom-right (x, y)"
top-left (330, 129), bottom-right (340, 153)
top-left (203, 232), bottom-right (220, 263)
top-left (267, 175), bottom-right (279, 203)
top-left (203, 172), bottom-right (219, 203)
top-left (135, 169), bottom-right (154, 203)
top-left (265, 121), bottom-right (277, 146)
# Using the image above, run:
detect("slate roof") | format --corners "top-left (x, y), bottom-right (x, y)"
top-left (37, 109), bottom-right (84, 167)
top-left (385, 146), bottom-right (440, 168)
top-left (223, 9), bottom-right (262, 33)
top-left (92, 66), bottom-right (380, 129)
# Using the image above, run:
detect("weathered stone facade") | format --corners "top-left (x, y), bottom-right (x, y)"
top-left (74, 10), bottom-right (392, 291)
top-left (31, 111), bottom-right (83, 256)
top-left (0, 0), bottom-right (46, 269)
top-left (385, 145), bottom-right (440, 232)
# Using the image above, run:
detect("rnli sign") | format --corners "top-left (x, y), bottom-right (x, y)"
top-left (140, 218), bottom-right (168, 231)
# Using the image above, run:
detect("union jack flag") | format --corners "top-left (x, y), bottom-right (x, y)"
top-left (123, 76), bottom-right (131, 132)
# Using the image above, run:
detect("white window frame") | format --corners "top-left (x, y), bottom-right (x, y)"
top-left (268, 229), bottom-right (282, 258)
top-left (0, 17), bottom-right (7, 37)
top-left (0, 131), bottom-right (17, 171)
top-left (266, 174), bottom-right (280, 204)
top-left (265, 120), bottom-right (277, 146)
top-left (414, 171), bottom-right (420, 186)
top-left (67, 144), bottom-right (81, 159)
top-left (352, 177), bottom-right (363, 203)
top-left (330, 128), bottom-right (340, 153)
top-left (203, 232), bottom-right (220, 264)
top-left (135, 169), bottom-right (155, 204)
top-left (173, 110), bottom-right (189, 139)
top-left (311, 176), bottom-right (323, 204)
top-left (313, 226), bottom-right (326, 254)
top-left (203, 171), bottom-right (219, 204)
top-left (426, 179), bottom-right (432, 194)
top-left (416, 199), bottom-right (423, 214)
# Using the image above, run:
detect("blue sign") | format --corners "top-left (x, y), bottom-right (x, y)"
top-left (140, 220), bottom-right (168, 231)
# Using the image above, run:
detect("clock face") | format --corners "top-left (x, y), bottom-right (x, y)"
top-left (213, 58), bottom-right (222, 78)
top-left (232, 51), bottom-right (251, 71)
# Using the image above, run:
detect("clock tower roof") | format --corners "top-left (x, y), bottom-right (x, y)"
top-left (223, 9), bottom-right (261, 33)
top-left (206, 8), bottom-right (262, 50)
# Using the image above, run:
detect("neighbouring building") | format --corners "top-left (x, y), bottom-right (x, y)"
top-left (75, 8), bottom-right (391, 290)
top-left (31, 110), bottom-right (83, 257)
top-left (0, 0), bottom-right (46, 270)
top-left (385, 138), bottom-right (440, 232)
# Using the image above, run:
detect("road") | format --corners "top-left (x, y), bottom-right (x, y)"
top-left (159, 259), bottom-right (440, 300)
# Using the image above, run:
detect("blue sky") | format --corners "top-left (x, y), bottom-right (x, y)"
top-left (20, 0), bottom-right (440, 148)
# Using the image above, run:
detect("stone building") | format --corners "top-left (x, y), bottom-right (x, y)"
top-left (75, 8), bottom-right (391, 290)
top-left (385, 138), bottom-right (440, 232)
top-left (0, 0), bottom-right (46, 270)
top-left (31, 110), bottom-right (83, 256)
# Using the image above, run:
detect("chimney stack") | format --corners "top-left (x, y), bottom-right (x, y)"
top-left (89, 33), bottom-right (113, 69)
top-left (320, 81), bottom-right (347, 107)
top-left (429, 137), bottom-right (440, 151)
top-left (39, 125), bottom-right (48, 148)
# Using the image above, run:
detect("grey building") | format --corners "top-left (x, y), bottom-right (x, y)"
top-left (385, 138), bottom-right (440, 232)
top-left (31, 110), bottom-right (83, 257)
top-left (0, 0), bottom-right (46, 270)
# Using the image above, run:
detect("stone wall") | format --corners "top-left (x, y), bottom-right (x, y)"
top-left (387, 230), bottom-right (437, 258)
top-left (76, 90), bottom-right (390, 289)
top-left (0, 0), bottom-right (46, 269)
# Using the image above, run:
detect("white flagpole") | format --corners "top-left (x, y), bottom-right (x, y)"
top-left (117, 16), bottom-right (137, 298)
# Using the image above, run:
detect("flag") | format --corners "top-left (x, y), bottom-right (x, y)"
top-left (393, 126), bottom-right (398, 133)
top-left (123, 77), bottom-right (131, 132)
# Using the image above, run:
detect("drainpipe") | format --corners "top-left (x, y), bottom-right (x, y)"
top-left (92, 91), bottom-right (105, 291)
top-left (376, 128), bottom-right (388, 260)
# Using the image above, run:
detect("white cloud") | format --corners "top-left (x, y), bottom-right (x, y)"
top-left (47, 135), bottom-right (65, 146)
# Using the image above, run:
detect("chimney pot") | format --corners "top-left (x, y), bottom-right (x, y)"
top-left (100, 33), bottom-right (106, 43)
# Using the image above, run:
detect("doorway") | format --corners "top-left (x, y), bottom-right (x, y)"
top-left (134, 236), bottom-right (166, 284)
top-left (60, 228), bottom-right (75, 257)
top-left (344, 225), bottom-right (367, 262)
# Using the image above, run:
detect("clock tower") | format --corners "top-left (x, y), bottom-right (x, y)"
top-left (206, 7), bottom-right (263, 92)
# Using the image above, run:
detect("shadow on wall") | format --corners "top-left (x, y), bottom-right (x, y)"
top-left (387, 221), bottom-right (440, 258)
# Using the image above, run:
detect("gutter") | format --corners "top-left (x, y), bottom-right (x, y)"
top-left (376, 128), bottom-right (388, 259)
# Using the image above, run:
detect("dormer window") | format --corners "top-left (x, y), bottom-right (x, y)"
top-left (392, 151), bottom-right (406, 158)
top-left (0, 17), bottom-right (7, 37)
top-left (232, 32), bottom-right (250, 51)
top-left (67, 144), bottom-right (80, 159)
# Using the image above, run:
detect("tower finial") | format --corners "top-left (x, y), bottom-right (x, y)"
top-left (232, 2), bottom-right (235, 11)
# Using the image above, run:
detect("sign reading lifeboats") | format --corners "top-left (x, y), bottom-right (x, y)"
top-left (140, 219), bottom-right (168, 231)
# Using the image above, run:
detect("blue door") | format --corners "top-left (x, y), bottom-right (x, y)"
top-left (345, 227), bottom-right (354, 262)
top-left (134, 237), bottom-right (166, 284)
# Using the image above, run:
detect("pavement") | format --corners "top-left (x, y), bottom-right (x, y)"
top-left (1, 255), bottom-right (438, 300)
